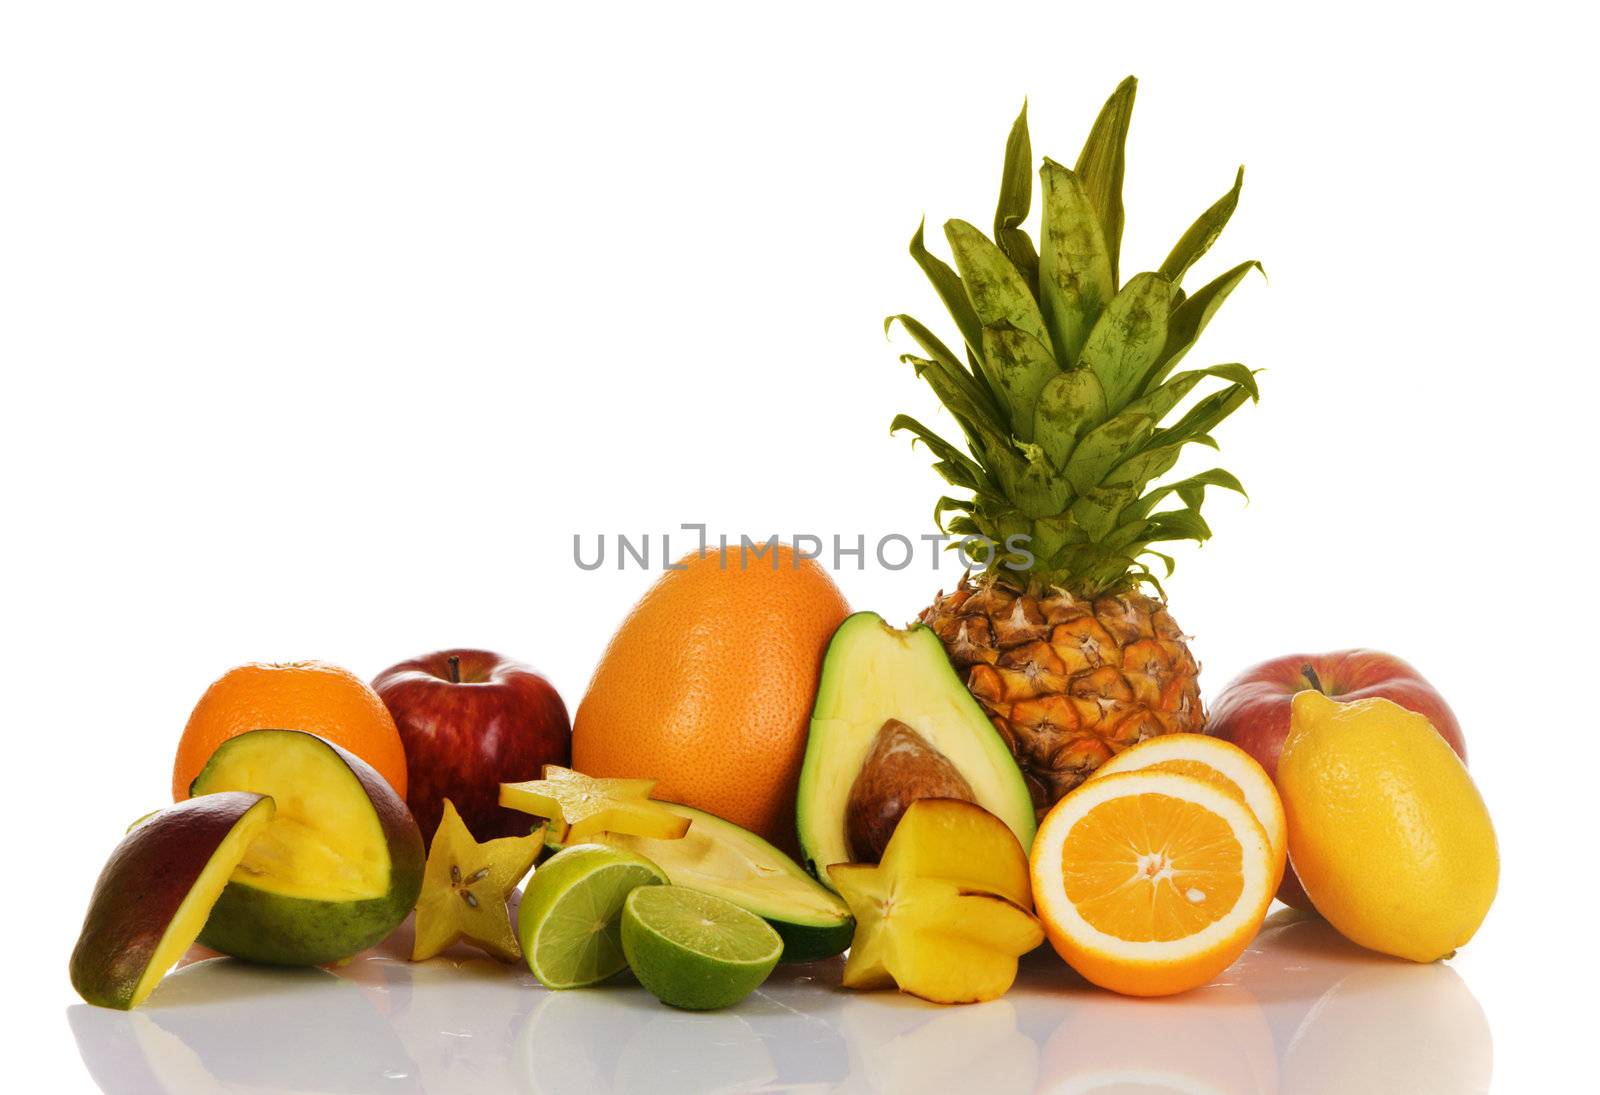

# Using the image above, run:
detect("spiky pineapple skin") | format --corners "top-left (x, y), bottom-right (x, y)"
top-left (921, 574), bottom-right (1203, 818)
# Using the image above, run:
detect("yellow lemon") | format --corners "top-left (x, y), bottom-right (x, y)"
top-left (1277, 690), bottom-right (1497, 962)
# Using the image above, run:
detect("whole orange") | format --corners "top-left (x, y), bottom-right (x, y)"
top-left (173, 661), bottom-right (409, 800)
top-left (573, 544), bottom-right (849, 854)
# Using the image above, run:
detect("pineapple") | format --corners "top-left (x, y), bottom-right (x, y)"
top-left (891, 78), bottom-right (1261, 818)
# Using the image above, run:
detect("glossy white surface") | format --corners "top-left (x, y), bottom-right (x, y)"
top-left (66, 907), bottom-right (1491, 1094)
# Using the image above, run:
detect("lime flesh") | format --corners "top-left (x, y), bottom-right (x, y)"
top-left (620, 886), bottom-right (782, 1010)
top-left (519, 844), bottom-right (666, 990)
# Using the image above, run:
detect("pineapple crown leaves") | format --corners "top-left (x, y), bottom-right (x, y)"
top-left (887, 76), bottom-right (1263, 597)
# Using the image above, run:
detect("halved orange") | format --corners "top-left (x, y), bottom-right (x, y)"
top-left (1031, 770), bottom-right (1276, 997)
top-left (1090, 733), bottom-right (1287, 881)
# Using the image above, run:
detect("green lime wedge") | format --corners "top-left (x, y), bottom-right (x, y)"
top-left (620, 886), bottom-right (783, 1010)
top-left (518, 844), bottom-right (667, 989)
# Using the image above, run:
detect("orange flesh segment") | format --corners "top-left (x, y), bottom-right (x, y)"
top-left (1061, 792), bottom-right (1244, 943)
top-left (1142, 758), bottom-right (1248, 804)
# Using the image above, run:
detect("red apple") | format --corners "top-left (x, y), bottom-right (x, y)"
top-left (373, 649), bottom-right (570, 846)
top-left (1208, 649), bottom-right (1466, 909)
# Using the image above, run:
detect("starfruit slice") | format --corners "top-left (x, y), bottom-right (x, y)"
top-left (827, 799), bottom-right (1043, 1004)
top-left (412, 799), bottom-right (544, 962)
top-left (498, 765), bottom-right (691, 844)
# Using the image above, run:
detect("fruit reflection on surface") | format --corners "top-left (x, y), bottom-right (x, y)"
top-left (1031, 770), bottom-right (1276, 996)
top-left (573, 543), bottom-right (850, 855)
top-left (1035, 980), bottom-right (1277, 1094)
top-left (69, 793), bottom-right (277, 1010)
top-left (621, 886), bottom-right (783, 1010)
top-left (1209, 649), bottom-right (1467, 910)
top-left (830, 799), bottom-right (1044, 1004)
top-left (188, 729), bottom-right (425, 966)
top-left (500, 765), bottom-right (690, 844)
top-left (517, 844), bottom-right (666, 990)
top-left (411, 799), bottom-right (543, 962)
top-left (1277, 690), bottom-right (1498, 962)
top-left (1237, 910), bottom-right (1494, 1095)
top-left (374, 648), bottom-right (571, 847)
top-left (583, 800), bottom-right (855, 961)
top-left (173, 660), bottom-right (409, 801)
top-left (68, 960), bottom-right (422, 1093)
top-left (797, 612), bottom-right (1036, 883)
top-left (843, 996), bottom-right (1037, 1095)
top-left (518, 987), bottom-right (791, 1095)
top-left (63, 912), bottom-right (1492, 1095)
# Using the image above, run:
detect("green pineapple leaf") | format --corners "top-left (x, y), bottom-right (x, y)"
top-left (979, 327), bottom-right (1058, 440)
top-left (890, 415), bottom-right (986, 491)
top-left (1145, 550), bottom-right (1177, 577)
top-left (1074, 76), bottom-right (1137, 286)
top-left (1142, 259), bottom-right (1263, 393)
top-left (888, 79), bottom-right (1261, 597)
top-left (899, 355), bottom-right (1006, 462)
top-left (945, 219), bottom-right (1059, 431)
top-left (1013, 442), bottom-right (1071, 517)
top-left (1077, 272), bottom-right (1177, 411)
top-left (1160, 167), bottom-right (1244, 286)
top-left (1038, 160), bottom-right (1113, 366)
top-left (994, 101), bottom-right (1039, 289)
top-left (1143, 505), bottom-right (1215, 544)
top-left (1065, 409), bottom-right (1156, 495)
top-left (1070, 482), bottom-right (1141, 541)
top-left (935, 495), bottom-right (975, 528)
top-left (885, 313), bottom-right (969, 383)
top-left (1032, 369), bottom-right (1107, 470)
top-left (1123, 363), bottom-right (1259, 425)
top-left (910, 220), bottom-right (984, 363)
top-left (889, 317), bottom-right (1007, 424)
top-left (1143, 468), bottom-right (1248, 512)
top-left (944, 220), bottom-right (1054, 349)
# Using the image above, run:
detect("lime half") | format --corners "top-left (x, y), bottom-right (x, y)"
top-left (519, 844), bottom-right (667, 989)
top-left (621, 886), bottom-right (782, 1010)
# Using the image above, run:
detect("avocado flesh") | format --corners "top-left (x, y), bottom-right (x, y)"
top-left (796, 612), bottom-right (1036, 887)
top-left (586, 801), bottom-right (854, 961)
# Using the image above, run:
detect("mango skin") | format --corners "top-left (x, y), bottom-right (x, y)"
top-left (1278, 691), bottom-right (1498, 962)
top-left (70, 793), bottom-right (274, 1009)
top-left (192, 731), bottom-right (424, 966)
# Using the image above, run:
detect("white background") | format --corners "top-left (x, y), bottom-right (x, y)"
top-left (3, 1), bottom-right (1596, 1090)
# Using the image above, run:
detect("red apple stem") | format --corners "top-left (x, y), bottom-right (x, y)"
top-left (448, 655), bottom-right (461, 684)
top-left (1301, 663), bottom-right (1323, 693)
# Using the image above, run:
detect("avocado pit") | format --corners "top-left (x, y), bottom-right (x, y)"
top-left (846, 719), bottom-right (977, 861)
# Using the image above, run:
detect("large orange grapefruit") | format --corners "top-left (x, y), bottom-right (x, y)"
top-left (573, 544), bottom-right (849, 854)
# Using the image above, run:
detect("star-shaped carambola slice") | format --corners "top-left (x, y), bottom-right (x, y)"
top-left (826, 799), bottom-right (1043, 1004)
top-left (412, 799), bottom-right (545, 962)
top-left (498, 765), bottom-right (691, 844)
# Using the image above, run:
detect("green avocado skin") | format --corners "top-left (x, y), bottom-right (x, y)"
top-left (192, 730), bottom-right (424, 966)
top-left (768, 917), bottom-right (856, 963)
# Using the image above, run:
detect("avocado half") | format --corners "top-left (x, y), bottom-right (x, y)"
top-left (579, 801), bottom-right (855, 961)
top-left (796, 612), bottom-right (1036, 886)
